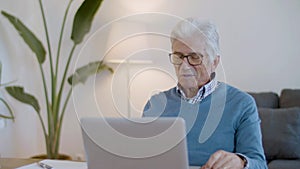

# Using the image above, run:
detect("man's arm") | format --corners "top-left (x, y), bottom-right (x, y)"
top-left (233, 97), bottom-right (268, 169)
top-left (201, 96), bottom-right (268, 169)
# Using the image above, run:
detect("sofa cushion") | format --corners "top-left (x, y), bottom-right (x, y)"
top-left (268, 159), bottom-right (300, 169)
top-left (259, 107), bottom-right (300, 161)
top-left (248, 92), bottom-right (279, 108)
top-left (280, 89), bottom-right (300, 108)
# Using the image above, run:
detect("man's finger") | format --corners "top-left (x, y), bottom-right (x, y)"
top-left (204, 150), bottom-right (224, 168)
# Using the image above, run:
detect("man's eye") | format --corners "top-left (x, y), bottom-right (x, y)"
top-left (173, 53), bottom-right (184, 58)
top-left (190, 54), bottom-right (201, 59)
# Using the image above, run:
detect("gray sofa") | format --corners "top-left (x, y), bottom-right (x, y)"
top-left (249, 89), bottom-right (300, 169)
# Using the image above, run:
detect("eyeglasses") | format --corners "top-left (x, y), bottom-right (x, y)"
top-left (169, 52), bottom-right (203, 66)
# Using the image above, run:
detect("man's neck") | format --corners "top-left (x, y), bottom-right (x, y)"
top-left (178, 80), bottom-right (210, 98)
top-left (182, 87), bottom-right (199, 98)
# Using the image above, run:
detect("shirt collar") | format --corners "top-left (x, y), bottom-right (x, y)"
top-left (176, 78), bottom-right (218, 104)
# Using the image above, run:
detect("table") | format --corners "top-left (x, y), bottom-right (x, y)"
top-left (0, 158), bottom-right (39, 169)
top-left (0, 158), bottom-right (200, 169)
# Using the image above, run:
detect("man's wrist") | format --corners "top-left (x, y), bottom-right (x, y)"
top-left (236, 153), bottom-right (249, 169)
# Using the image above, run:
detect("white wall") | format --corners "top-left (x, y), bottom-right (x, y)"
top-left (0, 0), bottom-right (299, 159)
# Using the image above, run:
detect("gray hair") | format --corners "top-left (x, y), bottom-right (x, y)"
top-left (170, 18), bottom-right (220, 61)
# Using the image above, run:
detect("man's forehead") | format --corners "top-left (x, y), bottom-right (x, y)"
top-left (172, 38), bottom-right (207, 52)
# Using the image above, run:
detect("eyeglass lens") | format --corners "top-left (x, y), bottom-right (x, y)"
top-left (169, 52), bottom-right (202, 66)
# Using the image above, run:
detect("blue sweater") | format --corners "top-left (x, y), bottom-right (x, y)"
top-left (143, 82), bottom-right (267, 168)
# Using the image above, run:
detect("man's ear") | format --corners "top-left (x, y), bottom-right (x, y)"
top-left (212, 55), bottom-right (220, 70)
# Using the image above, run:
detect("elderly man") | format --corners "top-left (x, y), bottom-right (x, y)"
top-left (143, 18), bottom-right (267, 169)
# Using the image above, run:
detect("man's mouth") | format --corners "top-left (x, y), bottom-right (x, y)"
top-left (181, 74), bottom-right (195, 77)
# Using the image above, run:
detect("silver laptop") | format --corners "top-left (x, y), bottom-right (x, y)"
top-left (81, 117), bottom-right (200, 169)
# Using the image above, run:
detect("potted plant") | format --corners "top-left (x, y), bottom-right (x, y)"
top-left (1, 0), bottom-right (112, 159)
top-left (0, 62), bottom-right (14, 121)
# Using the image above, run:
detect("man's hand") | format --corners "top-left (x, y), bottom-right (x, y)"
top-left (200, 150), bottom-right (245, 169)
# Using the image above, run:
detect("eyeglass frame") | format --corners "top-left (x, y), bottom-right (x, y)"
top-left (169, 52), bottom-right (204, 66)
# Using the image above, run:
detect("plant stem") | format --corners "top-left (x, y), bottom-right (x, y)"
top-left (38, 0), bottom-right (54, 76)
top-left (38, 0), bottom-right (59, 158)
top-left (38, 63), bottom-right (50, 125)
top-left (54, 88), bottom-right (72, 156)
top-left (38, 63), bottom-right (52, 157)
top-left (51, 44), bottom-right (76, 157)
top-left (0, 98), bottom-right (15, 121)
top-left (36, 110), bottom-right (49, 156)
top-left (38, 0), bottom-right (56, 124)
top-left (52, 0), bottom-right (74, 146)
top-left (56, 43), bottom-right (76, 121)
top-left (55, 0), bottom-right (73, 78)
top-left (38, 0), bottom-right (54, 157)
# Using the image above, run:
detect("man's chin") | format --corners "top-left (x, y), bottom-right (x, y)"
top-left (179, 82), bottom-right (198, 90)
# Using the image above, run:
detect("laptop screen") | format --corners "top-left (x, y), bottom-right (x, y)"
top-left (81, 117), bottom-right (190, 169)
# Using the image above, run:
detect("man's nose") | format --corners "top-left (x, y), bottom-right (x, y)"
top-left (182, 57), bottom-right (191, 67)
top-left (180, 58), bottom-right (193, 71)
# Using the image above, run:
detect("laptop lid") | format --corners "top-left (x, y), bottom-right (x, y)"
top-left (80, 117), bottom-right (189, 169)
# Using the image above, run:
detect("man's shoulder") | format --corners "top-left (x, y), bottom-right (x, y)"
top-left (143, 86), bottom-right (179, 117)
top-left (218, 82), bottom-right (254, 104)
top-left (150, 86), bottom-right (178, 98)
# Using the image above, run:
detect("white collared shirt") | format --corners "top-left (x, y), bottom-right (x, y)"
top-left (176, 78), bottom-right (218, 104)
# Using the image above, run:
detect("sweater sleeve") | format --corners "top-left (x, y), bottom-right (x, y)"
top-left (235, 96), bottom-right (268, 169)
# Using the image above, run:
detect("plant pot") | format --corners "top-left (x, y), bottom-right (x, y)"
top-left (31, 154), bottom-right (72, 160)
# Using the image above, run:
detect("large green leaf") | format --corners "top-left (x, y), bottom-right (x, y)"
top-left (67, 61), bottom-right (113, 86)
top-left (1, 11), bottom-right (46, 64)
top-left (71, 0), bottom-right (104, 44)
top-left (5, 86), bottom-right (40, 113)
